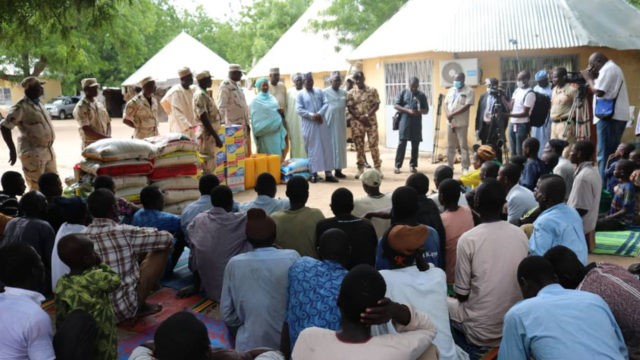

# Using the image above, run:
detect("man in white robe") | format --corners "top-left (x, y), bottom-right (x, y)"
top-left (286, 73), bottom-right (306, 159)
top-left (323, 71), bottom-right (347, 178)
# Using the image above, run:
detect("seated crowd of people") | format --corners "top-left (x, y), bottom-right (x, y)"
top-left (1, 136), bottom-right (640, 360)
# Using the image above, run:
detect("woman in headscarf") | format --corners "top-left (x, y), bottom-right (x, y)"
top-left (250, 78), bottom-right (287, 158)
top-left (460, 144), bottom-right (499, 189)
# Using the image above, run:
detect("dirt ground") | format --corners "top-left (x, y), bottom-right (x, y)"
top-left (0, 118), bottom-right (636, 268)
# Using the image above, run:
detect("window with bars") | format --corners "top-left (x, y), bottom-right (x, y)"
top-left (384, 60), bottom-right (434, 106)
top-left (0, 88), bottom-right (11, 105)
top-left (500, 55), bottom-right (578, 97)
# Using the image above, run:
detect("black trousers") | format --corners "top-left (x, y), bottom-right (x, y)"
top-left (395, 140), bottom-right (420, 168)
top-left (54, 309), bottom-right (97, 360)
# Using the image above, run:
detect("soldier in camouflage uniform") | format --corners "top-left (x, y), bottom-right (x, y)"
top-left (347, 71), bottom-right (382, 179)
top-left (193, 71), bottom-right (224, 174)
top-left (123, 76), bottom-right (159, 139)
top-left (0, 77), bottom-right (57, 191)
top-left (73, 78), bottom-right (111, 149)
top-left (218, 64), bottom-right (251, 155)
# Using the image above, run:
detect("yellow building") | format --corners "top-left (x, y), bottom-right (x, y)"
top-left (348, 0), bottom-right (640, 156)
top-left (0, 77), bottom-right (62, 115)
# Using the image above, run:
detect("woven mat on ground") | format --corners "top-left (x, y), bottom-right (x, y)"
top-left (117, 287), bottom-right (224, 359)
top-left (593, 231), bottom-right (640, 257)
top-left (160, 248), bottom-right (194, 290)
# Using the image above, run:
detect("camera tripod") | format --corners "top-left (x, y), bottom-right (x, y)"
top-left (485, 97), bottom-right (509, 163)
top-left (565, 93), bottom-right (591, 140)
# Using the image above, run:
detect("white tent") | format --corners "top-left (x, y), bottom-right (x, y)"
top-left (247, 0), bottom-right (352, 78)
top-left (122, 32), bottom-right (230, 87)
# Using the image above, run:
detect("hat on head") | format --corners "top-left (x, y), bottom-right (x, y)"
top-left (21, 76), bottom-right (45, 89)
top-left (81, 78), bottom-right (99, 88)
top-left (245, 208), bottom-right (276, 242)
top-left (303, 72), bottom-right (313, 81)
top-left (292, 72), bottom-right (303, 81)
top-left (361, 169), bottom-right (382, 187)
top-left (534, 70), bottom-right (548, 81)
top-left (269, 67), bottom-right (280, 74)
top-left (229, 64), bottom-right (243, 72)
top-left (178, 67), bottom-right (192, 78)
top-left (329, 71), bottom-right (341, 80)
top-left (138, 76), bottom-right (154, 88)
top-left (387, 224), bottom-right (428, 255)
top-left (477, 145), bottom-right (496, 161)
top-left (195, 70), bottom-right (211, 81)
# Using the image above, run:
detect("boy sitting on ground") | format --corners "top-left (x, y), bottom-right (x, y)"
top-left (55, 233), bottom-right (121, 360)
top-left (596, 159), bottom-right (638, 231)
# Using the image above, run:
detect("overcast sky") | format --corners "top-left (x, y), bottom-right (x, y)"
top-left (171, 0), bottom-right (255, 20)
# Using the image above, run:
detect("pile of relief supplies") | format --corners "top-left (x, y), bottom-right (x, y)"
top-left (280, 158), bottom-right (310, 182)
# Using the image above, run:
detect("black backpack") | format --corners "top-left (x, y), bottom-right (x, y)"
top-left (528, 90), bottom-right (551, 127)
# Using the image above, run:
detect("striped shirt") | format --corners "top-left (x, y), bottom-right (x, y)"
top-left (85, 218), bottom-right (172, 321)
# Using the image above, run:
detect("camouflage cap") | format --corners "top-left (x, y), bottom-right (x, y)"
top-left (21, 76), bottom-right (45, 89)
top-left (228, 64), bottom-right (243, 72)
top-left (195, 70), bottom-right (211, 81)
top-left (178, 67), bottom-right (192, 78)
top-left (81, 78), bottom-right (99, 88)
top-left (138, 76), bottom-right (155, 87)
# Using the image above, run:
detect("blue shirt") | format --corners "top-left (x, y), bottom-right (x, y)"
top-left (180, 195), bottom-right (239, 244)
top-left (239, 195), bottom-right (289, 215)
top-left (519, 158), bottom-right (546, 191)
top-left (375, 225), bottom-right (441, 270)
top-left (220, 247), bottom-right (300, 351)
top-left (499, 284), bottom-right (628, 360)
top-left (287, 258), bottom-right (347, 350)
top-left (132, 209), bottom-right (182, 236)
top-left (529, 204), bottom-right (588, 264)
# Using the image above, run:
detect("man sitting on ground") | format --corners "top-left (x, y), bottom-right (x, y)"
top-left (544, 245), bottom-right (640, 358)
top-left (51, 196), bottom-right (88, 291)
top-left (353, 169), bottom-right (391, 239)
top-left (378, 221), bottom-right (464, 360)
top-left (239, 172), bottom-right (289, 214)
top-left (448, 179), bottom-right (528, 358)
top-left (406, 172), bottom-right (446, 244)
top-left (188, 185), bottom-right (251, 301)
top-left (429, 165), bottom-right (468, 212)
top-left (497, 163), bottom-right (538, 225)
top-left (542, 139), bottom-right (574, 199)
top-left (596, 159), bottom-right (638, 231)
top-left (221, 208), bottom-right (300, 351)
top-left (499, 256), bottom-right (627, 360)
top-left (284, 228), bottom-right (350, 354)
top-left (439, 179), bottom-right (474, 284)
top-left (377, 186), bottom-right (441, 269)
top-left (0, 170), bottom-right (25, 216)
top-left (529, 175), bottom-right (588, 264)
top-left (85, 189), bottom-right (173, 322)
top-left (55, 234), bottom-right (121, 360)
top-left (93, 175), bottom-right (140, 224)
top-left (272, 176), bottom-right (324, 258)
top-left (568, 140), bottom-right (601, 251)
top-left (132, 186), bottom-right (184, 276)
top-left (2, 191), bottom-right (55, 295)
top-left (316, 188), bottom-right (377, 268)
top-left (519, 138), bottom-right (546, 191)
top-left (292, 264), bottom-right (438, 359)
top-left (38, 172), bottom-right (65, 232)
top-left (0, 243), bottom-right (55, 359)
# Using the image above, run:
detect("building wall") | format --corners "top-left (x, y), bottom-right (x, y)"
top-left (358, 47), bottom-right (640, 154)
top-left (0, 78), bottom-right (62, 105)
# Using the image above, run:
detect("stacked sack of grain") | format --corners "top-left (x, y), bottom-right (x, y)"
top-left (80, 138), bottom-right (157, 203)
top-left (145, 133), bottom-right (201, 214)
top-left (281, 158), bottom-right (311, 183)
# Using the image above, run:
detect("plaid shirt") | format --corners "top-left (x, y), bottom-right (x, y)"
top-left (85, 218), bottom-right (172, 321)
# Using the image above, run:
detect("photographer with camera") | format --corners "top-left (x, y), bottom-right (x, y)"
top-left (581, 52), bottom-right (631, 180)
top-left (550, 67), bottom-right (580, 158)
top-left (476, 78), bottom-right (509, 163)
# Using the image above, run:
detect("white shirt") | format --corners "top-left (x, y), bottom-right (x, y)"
top-left (379, 267), bottom-right (469, 360)
top-left (510, 87), bottom-right (536, 124)
top-left (51, 223), bottom-right (87, 291)
top-left (506, 184), bottom-right (538, 224)
top-left (593, 60), bottom-right (630, 123)
top-left (0, 287), bottom-right (55, 360)
top-left (352, 194), bottom-right (392, 239)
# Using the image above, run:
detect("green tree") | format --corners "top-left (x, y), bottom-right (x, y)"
top-left (310, 0), bottom-right (408, 47)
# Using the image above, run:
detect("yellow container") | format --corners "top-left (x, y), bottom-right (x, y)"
top-left (244, 157), bottom-right (256, 189)
top-left (252, 154), bottom-right (268, 178)
top-left (266, 154), bottom-right (282, 184)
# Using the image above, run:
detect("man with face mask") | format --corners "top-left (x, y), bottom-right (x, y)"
top-left (73, 78), bottom-right (111, 150)
top-left (286, 73), bottom-right (306, 158)
top-left (444, 73), bottom-right (475, 174)
top-left (0, 77), bottom-right (57, 191)
top-left (160, 67), bottom-right (198, 139)
top-left (508, 70), bottom-right (536, 157)
top-left (393, 77), bottom-right (428, 174)
top-left (475, 78), bottom-right (509, 163)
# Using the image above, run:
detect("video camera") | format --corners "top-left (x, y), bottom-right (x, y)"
top-left (566, 71), bottom-right (587, 99)
top-left (489, 87), bottom-right (505, 99)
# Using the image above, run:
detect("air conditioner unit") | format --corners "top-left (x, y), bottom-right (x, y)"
top-left (439, 58), bottom-right (479, 87)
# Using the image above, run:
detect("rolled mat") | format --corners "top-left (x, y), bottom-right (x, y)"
top-left (593, 231), bottom-right (640, 257)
